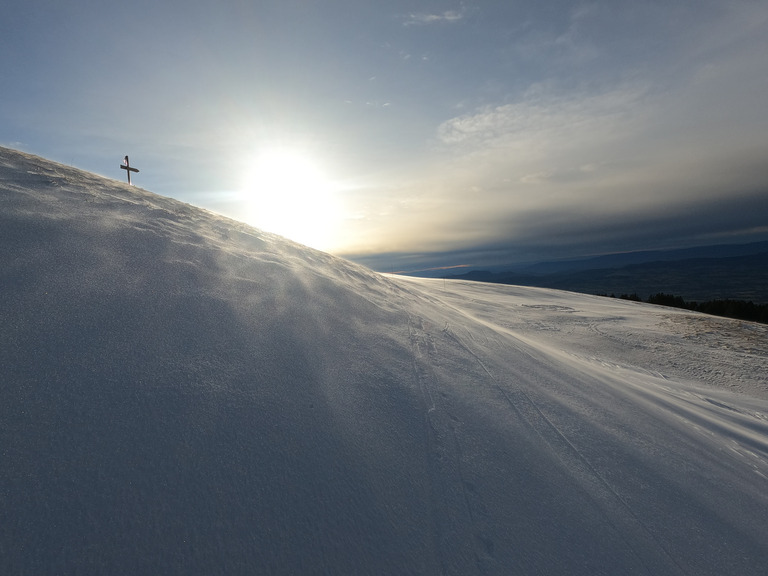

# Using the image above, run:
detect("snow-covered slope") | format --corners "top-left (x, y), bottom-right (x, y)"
top-left (2, 147), bottom-right (768, 575)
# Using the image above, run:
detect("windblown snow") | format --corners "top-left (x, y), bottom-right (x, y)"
top-left (2, 147), bottom-right (768, 575)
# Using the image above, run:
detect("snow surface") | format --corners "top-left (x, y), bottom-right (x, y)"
top-left (2, 146), bottom-right (768, 575)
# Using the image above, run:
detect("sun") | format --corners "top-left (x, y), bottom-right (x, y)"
top-left (241, 147), bottom-right (342, 250)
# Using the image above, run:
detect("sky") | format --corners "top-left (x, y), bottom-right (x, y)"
top-left (3, 0), bottom-right (768, 271)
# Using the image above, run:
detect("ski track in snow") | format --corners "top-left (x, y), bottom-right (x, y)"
top-left (2, 147), bottom-right (768, 575)
top-left (392, 277), bottom-right (768, 573)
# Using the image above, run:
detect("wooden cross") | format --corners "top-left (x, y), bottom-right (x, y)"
top-left (120, 155), bottom-right (139, 185)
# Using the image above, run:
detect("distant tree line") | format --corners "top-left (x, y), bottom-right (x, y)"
top-left (601, 292), bottom-right (768, 324)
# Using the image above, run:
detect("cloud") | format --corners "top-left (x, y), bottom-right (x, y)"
top-left (436, 84), bottom-right (649, 150)
top-left (403, 10), bottom-right (464, 26)
top-left (348, 29), bottom-right (768, 259)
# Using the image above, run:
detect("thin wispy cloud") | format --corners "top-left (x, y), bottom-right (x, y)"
top-left (403, 10), bottom-right (464, 26)
top-left (436, 86), bottom-right (649, 148)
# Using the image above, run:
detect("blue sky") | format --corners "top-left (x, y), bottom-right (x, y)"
top-left (3, 1), bottom-right (768, 270)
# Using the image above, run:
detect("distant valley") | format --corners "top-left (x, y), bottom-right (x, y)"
top-left (442, 242), bottom-right (768, 304)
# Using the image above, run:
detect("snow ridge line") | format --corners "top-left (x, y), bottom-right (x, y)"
top-left (407, 311), bottom-right (491, 575)
top-left (440, 322), bottom-right (689, 575)
top-left (407, 311), bottom-right (450, 574)
top-left (502, 386), bottom-right (688, 576)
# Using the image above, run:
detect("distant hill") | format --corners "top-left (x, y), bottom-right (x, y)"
top-left (515, 242), bottom-right (768, 275)
top-left (445, 243), bottom-right (768, 303)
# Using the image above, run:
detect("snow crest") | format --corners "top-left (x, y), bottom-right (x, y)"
top-left (2, 147), bottom-right (768, 575)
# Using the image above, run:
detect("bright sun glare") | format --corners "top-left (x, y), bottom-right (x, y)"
top-left (242, 147), bottom-right (342, 251)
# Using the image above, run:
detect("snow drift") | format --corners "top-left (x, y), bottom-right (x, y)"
top-left (2, 147), bottom-right (768, 575)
